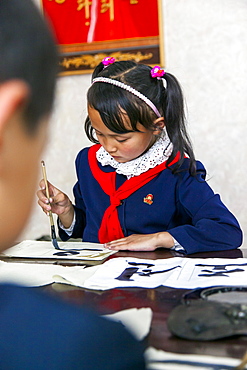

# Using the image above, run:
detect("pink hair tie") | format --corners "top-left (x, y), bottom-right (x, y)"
top-left (151, 65), bottom-right (166, 79)
top-left (102, 57), bottom-right (116, 67)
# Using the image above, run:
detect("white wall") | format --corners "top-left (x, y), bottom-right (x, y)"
top-left (22, 0), bottom-right (247, 243)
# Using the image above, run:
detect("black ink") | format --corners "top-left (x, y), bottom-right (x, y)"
top-left (196, 263), bottom-right (247, 271)
top-left (115, 264), bottom-right (181, 281)
top-left (198, 268), bottom-right (244, 277)
top-left (53, 251), bottom-right (80, 256)
top-left (116, 267), bottom-right (139, 281)
top-left (128, 262), bottom-right (155, 268)
top-left (138, 266), bottom-right (181, 276)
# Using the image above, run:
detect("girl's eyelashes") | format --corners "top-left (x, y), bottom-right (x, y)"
top-left (116, 138), bottom-right (128, 143)
top-left (94, 130), bottom-right (129, 143)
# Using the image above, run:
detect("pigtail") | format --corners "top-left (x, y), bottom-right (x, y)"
top-left (161, 73), bottom-right (196, 175)
top-left (91, 62), bottom-right (105, 81)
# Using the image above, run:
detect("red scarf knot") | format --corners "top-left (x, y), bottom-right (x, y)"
top-left (88, 144), bottom-right (182, 243)
top-left (110, 195), bottom-right (122, 207)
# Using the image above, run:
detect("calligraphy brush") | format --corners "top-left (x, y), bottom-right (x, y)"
top-left (235, 350), bottom-right (247, 370)
top-left (41, 160), bottom-right (60, 250)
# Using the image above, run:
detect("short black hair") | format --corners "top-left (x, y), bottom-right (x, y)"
top-left (0, 0), bottom-right (58, 133)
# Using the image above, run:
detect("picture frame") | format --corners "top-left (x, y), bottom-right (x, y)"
top-left (40, 0), bottom-right (164, 76)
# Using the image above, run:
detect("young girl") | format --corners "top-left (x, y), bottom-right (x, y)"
top-left (37, 58), bottom-right (242, 254)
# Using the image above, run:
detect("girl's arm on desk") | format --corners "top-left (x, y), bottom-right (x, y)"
top-left (106, 232), bottom-right (175, 251)
top-left (37, 180), bottom-right (74, 228)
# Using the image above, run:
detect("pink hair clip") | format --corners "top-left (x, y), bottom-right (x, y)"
top-left (151, 65), bottom-right (166, 79)
top-left (102, 57), bottom-right (116, 66)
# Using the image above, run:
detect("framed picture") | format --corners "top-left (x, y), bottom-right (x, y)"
top-left (40, 0), bottom-right (164, 76)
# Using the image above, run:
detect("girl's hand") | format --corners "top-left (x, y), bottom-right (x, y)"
top-left (37, 179), bottom-right (74, 228)
top-left (105, 232), bottom-right (174, 252)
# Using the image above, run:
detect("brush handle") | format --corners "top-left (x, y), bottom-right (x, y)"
top-left (41, 160), bottom-right (55, 226)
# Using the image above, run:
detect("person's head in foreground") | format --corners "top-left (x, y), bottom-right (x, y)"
top-left (0, 3), bottom-right (146, 370)
top-left (0, 0), bottom-right (57, 250)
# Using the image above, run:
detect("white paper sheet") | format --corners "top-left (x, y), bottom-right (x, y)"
top-left (3, 255), bottom-right (247, 291)
top-left (1, 240), bottom-right (117, 261)
top-left (84, 257), bottom-right (182, 290)
top-left (0, 260), bottom-right (86, 286)
top-left (82, 257), bottom-right (247, 290)
top-left (145, 347), bottom-right (246, 370)
top-left (53, 265), bottom-right (101, 287)
top-left (103, 307), bottom-right (153, 341)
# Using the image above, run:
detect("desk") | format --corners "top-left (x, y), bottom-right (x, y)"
top-left (35, 247), bottom-right (247, 361)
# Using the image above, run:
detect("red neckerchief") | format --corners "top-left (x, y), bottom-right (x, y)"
top-left (88, 144), bottom-right (181, 243)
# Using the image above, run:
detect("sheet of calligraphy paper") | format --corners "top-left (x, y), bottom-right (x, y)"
top-left (145, 347), bottom-right (244, 370)
top-left (0, 260), bottom-right (86, 286)
top-left (104, 307), bottom-right (153, 341)
top-left (1, 240), bottom-right (116, 261)
top-left (82, 257), bottom-right (247, 290)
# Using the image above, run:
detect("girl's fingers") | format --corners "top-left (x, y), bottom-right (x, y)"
top-left (37, 198), bottom-right (51, 212)
top-left (36, 189), bottom-right (49, 204)
top-left (37, 179), bottom-right (72, 215)
top-left (50, 194), bottom-right (71, 210)
top-left (39, 179), bottom-right (45, 189)
top-left (106, 234), bottom-right (158, 251)
top-left (39, 178), bottom-right (57, 194)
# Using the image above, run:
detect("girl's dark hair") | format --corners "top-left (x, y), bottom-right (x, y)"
top-left (85, 60), bottom-right (196, 175)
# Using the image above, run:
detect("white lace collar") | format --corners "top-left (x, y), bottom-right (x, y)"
top-left (96, 130), bottom-right (173, 179)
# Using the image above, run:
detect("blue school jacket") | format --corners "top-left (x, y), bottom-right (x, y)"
top-left (59, 146), bottom-right (242, 254)
top-left (0, 284), bottom-right (145, 369)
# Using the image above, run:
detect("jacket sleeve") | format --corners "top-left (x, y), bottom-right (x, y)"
top-left (58, 151), bottom-right (87, 241)
top-left (58, 190), bottom-right (87, 241)
top-left (167, 162), bottom-right (243, 254)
